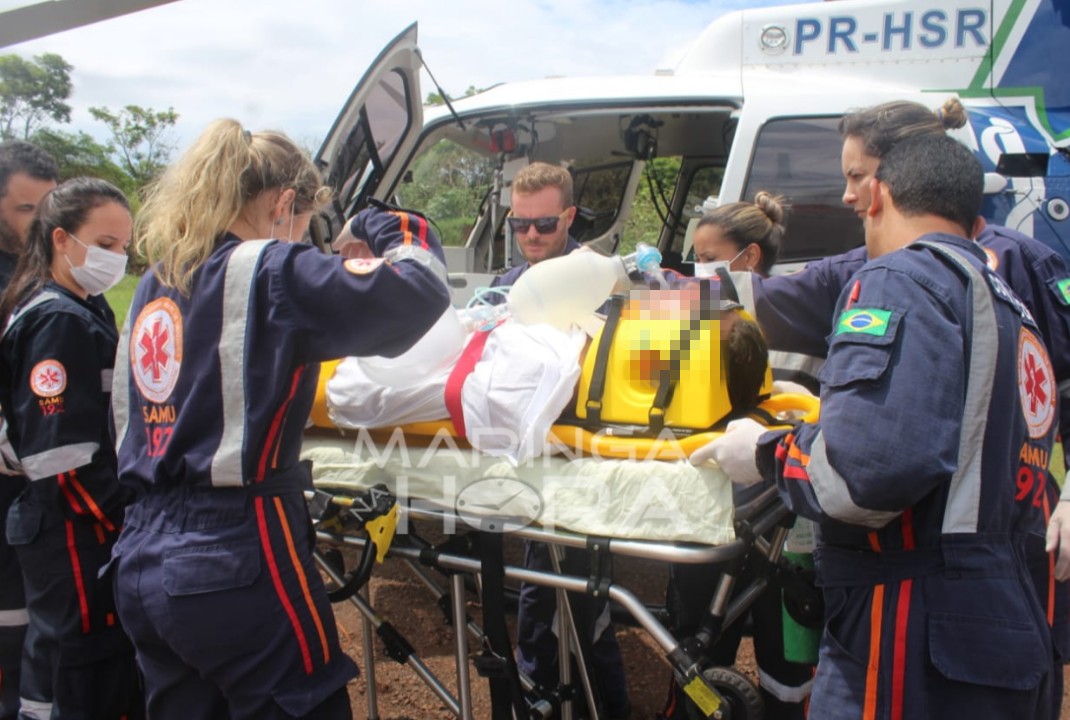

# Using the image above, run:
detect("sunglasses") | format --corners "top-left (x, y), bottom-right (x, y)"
top-left (506, 208), bottom-right (570, 235)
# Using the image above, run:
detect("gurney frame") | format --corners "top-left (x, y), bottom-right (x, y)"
top-left (311, 482), bottom-right (800, 720)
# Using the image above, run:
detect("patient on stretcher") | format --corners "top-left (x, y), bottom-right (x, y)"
top-left (321, 284), bottom-right (772, 465)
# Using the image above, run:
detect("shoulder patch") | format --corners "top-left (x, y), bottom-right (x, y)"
top-left (835, 308), bottom-right (893, 336)
top-left (30, 359), bottom-right (66, 398)
top-left (983, 246), bottom-right (999, 271)
top-left (344, 257), bottom-right (385, 275)
top-left (1055, 277), bottom-right (1070, 306)
top-left (131, 297), bottom-right (183, 404)
top-left (1018, 328), bottom-right (1056, 439)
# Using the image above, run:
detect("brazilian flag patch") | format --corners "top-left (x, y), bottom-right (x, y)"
top-left (836, 308), bottom-right (893, 336)
top-left (1058, 278), bottom-right (1070, 306)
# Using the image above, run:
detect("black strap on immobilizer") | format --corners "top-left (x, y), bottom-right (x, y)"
top-left (476, 524), bottom-right (528, 720)
top-left (585, 294), bottom-right (626, 426)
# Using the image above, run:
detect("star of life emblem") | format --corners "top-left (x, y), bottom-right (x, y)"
top-left (131, 298), bottom-right (183, 404)
top-left (30, 359), bottom-right (66, 398)
top-left (1017, 329), bottom-right (1055, 439)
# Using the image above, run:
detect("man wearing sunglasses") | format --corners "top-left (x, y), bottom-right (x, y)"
top-left (489, 164), bottom-right (631, 717)
top-left (491, 162), bottom-right (580, 291)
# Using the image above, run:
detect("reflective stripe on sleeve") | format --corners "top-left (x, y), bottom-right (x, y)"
top-left (383, 243), bottom-right (449, 288)
top-left (21, 442), bottom-right (98, 481)
top-left (1060, 378), bottom-right (1070, 400)
top-left (1, 291), bottom-right (59, 335)
top-left (0, 608), bottom-right (29, 627)
top-left (807, 431), bottom-right (899, 528)
top-left (100, 368), bottom-right (112, 393)
top-left (211, 240), bottom-right (271, 488)
top-left (17, 698), bottom-right (52, 719)
top-left (768, 349), bottom-right (824, 382)
top-left (112, 311), bottom-right (133, 453)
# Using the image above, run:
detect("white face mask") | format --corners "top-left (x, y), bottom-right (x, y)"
top-left (693, 246), bottom-right (748, 278)
top-left (66, 233), bottom-right (128, 295)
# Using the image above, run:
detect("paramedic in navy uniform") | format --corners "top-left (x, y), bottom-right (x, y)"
top-left (0, 140), bottom-right (57, 720)
top-left (109, 119), bottom-right (451, 720)
top-left (707, 134), bottom-right (1057, 718)
top-left (490, 162), bottom-right (632, 718)
top-left (660, 194), bottom-right (815, 720)
top-left (727, 98), bottom-right (1070, 711)
top-left (0, 178), bottom-right (143, 719)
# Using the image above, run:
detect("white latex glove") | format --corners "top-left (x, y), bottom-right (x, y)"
top-left (1046, 501), bottom-right (1070, 581)
top-left (331, 221), bottom-right (373, 259)
top-left (690, 418), bottom-right (766, 486)
top-left (772, 379), bottom-right (815, 397)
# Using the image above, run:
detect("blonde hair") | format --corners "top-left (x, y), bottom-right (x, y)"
top-left (839, 97), bottom-right (968, 159)
top-left (136, 118), bottom-right (330, 294)
top-left (512, 162), bottom-right (574, 209)
top-left (698, 191), bottom-right (787, 275)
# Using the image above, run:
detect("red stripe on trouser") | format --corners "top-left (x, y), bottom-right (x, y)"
top-left (57, 473), bottom-right (85, 515)
top-left (273, 497), bottom-right (330, 665)
top-left (65, 520), bottom-right (91, 633)
top-left (899, 508), bottom-right (915, 550)
top-left (891, 579), bottom-right (912, 720)
top-left (255, 497), bottom-right (313, 674)
top-left (67, 469), bottom-right (116, 531)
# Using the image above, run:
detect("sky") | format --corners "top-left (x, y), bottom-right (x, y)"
top-left (3, 0), bottom-right (793, 154)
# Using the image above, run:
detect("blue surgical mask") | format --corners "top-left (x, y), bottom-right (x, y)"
top-left (66, 233), bottom-right (128, 295)
top-left (693, 246), bottom-right (747, 278)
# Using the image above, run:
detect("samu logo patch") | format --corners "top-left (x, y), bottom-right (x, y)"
top-left (1018, 328), bottom-right (1056, 439)
top-left (132, 297), bottom-right (183, 404)
top-left (30, 359), bottom-right (66, 398)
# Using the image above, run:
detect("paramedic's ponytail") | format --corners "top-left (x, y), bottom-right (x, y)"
top-left (937, 97), bottom-right (968, 131)
top-left (697, 192), bottom-right (786, 276)
top-left (136, 118), bottom-right (329, 294)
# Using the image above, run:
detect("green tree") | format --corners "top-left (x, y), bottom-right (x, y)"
top-left (425, 85), bottom-right (484, 106)
top-left (89, 104), bottom-right (178, 185)
top-left (622, 157), bottom-right (682, 253)
top-left (31, 128), bottom-right (136, 195)
top-left (395, 139), bottom-right (495, 245)
top-left (0, 53), bottom-right (73, 139)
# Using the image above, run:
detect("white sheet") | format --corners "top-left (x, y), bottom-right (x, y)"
top-left (303, 433), bottom-right (735, 545)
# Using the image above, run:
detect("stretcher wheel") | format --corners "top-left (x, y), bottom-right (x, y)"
top-left (688, 667), bottom-right (764, 720)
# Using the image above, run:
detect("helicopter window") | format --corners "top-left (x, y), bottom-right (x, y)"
top-left (394, 138), bottom-right (496, 247)
top-left (743, 117), bottom-right (863, 264)
top-left (570, 160), bottom-right (633, 243)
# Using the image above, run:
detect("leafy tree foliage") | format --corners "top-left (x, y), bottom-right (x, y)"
top-left (425, 85), bottom-right (484, 106)
top-left (0, 53), bottom-right (72, 139)
top-left (31, 128), bottom-right (136, 196)
top-left (89, 104), bottom-right (179, 185)
top-left (395, 138), bottom-right (495, 245)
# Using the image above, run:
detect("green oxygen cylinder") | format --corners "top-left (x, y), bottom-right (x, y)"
top-left (781, 517), bottom-right (820, 664)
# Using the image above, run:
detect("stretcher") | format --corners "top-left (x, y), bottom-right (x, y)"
top-left (303, 391), bottom-right (820, 720)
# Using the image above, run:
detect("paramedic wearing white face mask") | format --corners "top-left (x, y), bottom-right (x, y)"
top-left (661, 192), bottom-right (816, 720)
top-left (691, 192), bottom-right (783, 279)
top-left (0, 178), bottom-right (144, 719)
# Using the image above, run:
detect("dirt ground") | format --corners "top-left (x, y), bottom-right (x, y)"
top-left (328, 535), bottom-right (1070, 719)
